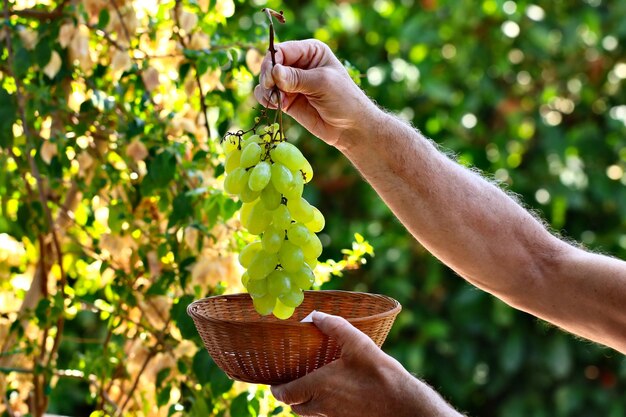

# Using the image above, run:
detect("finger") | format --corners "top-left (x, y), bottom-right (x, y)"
top-left (290, 401), bottom-right (320, 417)
top-left (275, 39), bottom-right (332, 69)
top-left (312, 312), bottom-right (376, 354)
top-left (272, 64), bottom-right (322, 95)
top-left (253, 85), bottom-right (278, 109)
top-left (271, 383), bottom-right (313, 407)
top-left (260, 56), bottom-right (275, 90)
top-left (270, 367), bottom-right (326, 406)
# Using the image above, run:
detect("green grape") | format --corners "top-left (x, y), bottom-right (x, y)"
top-left (248, 161), bottom-right (271, 191)
top-left (247, 277), bottom-right (268, 297)
top-left (247, 203), bottom-right (272, 235)
top-left (300, 158), bottom-right (314, 183)
top-left (304, 258), bottom-right (318, 270)
top-left (293, 265), bottom-right (315, 289)
top-left (279, 288), bottom-right (304, 308)
top-left (224, 167), bottom-right (247, 195)
top-left (238, 240), bottom-right (262, 267)
top-left (272, 204), bottom-right (292, 231)
top-left (240, 142), bottom-right (262, 168)
top-left (248, 251), bottom-right (278, 280)
top-left (252, 293), bottom-right (276, 316)
top-left (273, 299), bottom-right (295, 320)
top-left (284, 170), bottom-right (303, 200)
top-left (225, 149), bottom-right (241, 173)
top-left (239, 181), bottom-right (261, 203)
top-left (287, 197), bottom-right (314, 223)
top-left (302, 233), bottom-right (323, 259)
top-left (305, 207), bottom-right (325, 233)
top-left (287, 223), bottom-right (311, 247)
top-left (270, 162), bottom-right (294, 195)
top-left (242, 134), bottom-right (262, 149)
top-left (267, 270), bottom-right (291, 297)
top-left (260, 182), bottom-right (282, 210)
top-left (241, 271), bottom-right (250, 287)
top-left (223, 137), bottom-right (238, 154)
top-left (262, 226), bottom-right (284, 254)
top-left (270, 142), bottom-right (307, 172)
top-left (239, 200), bottom-right (257, 229)
top-left (279, 241), bottom-right (304, 273)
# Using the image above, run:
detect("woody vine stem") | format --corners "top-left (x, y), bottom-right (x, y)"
top-left (262, 7), bottom-right (285, 140)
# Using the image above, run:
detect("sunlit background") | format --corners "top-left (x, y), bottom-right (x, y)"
top-left (1, 0), bottom-right (625, 416)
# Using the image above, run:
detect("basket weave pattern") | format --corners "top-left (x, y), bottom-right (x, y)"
top-left (187, 290), bottom-right (401, 385)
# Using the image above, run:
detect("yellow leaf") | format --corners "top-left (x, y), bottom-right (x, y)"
top-left (216, 0), bottom-right (235, 18)
top-left (141, 66), bottom-right (160, 92)
top-left (40, 141), bottom-right (57, 164)
top-left (245, 48), bottom-right (263, 76)
top-left (178, 10), bottom-right (198, 34)
top-left (126, 139), bottom-right (148, 161)
top-left (18, 27), bottom-right (38, 50)
top-left (58, 23), bottom-right (75, 48)
top-left (111, 49), bottom-right (132, 73)
top-left (43, 51), bottom-right (62, 79)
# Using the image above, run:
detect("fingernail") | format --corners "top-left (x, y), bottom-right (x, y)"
top-left (274, 64), bottom-right (285, 77)
top-left (268, 93), bottom-right (278, 106)
top-left (312, 311), bottom-right (330, 322)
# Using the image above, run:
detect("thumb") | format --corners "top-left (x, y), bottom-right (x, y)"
top-left (312, 312), bottom-right (376, 355)
top-left (272, 64), bottom-right (318, 94)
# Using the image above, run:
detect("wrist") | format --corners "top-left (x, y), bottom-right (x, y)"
top-left (335, 98), bottom-right (387, 153)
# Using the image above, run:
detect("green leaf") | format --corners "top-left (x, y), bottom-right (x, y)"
top-left (108, 202), bottom-right (126, 234)
top-left (35, 299), bottom-right (52, 325)
top-left (157, 385), bottom-right (171, 407)
top-left (169, 193), bottom-right (193, 227)
top-left (141, 150), bottom-right (176, 194)
top-left (156, 368), bottom-right (171, 387)
top-left (146, 270), bottom-right (176, 296)
top-left (0, 87), bottom-right (17, 148)
top-left (209, 368), bottom-right (233, 397)
top-left (190, 393), bottom-right (210, 417)
top-left (196, 55), bottom-right (211, 77)
top-left (230, 393), bottom-right (253, 417)
top-left (179, 62), bottom-right (192, 80)
top-left (171, 294), bottom-right (197, 340)
top-left (35, 39), bottom-right (52, 68)
top-left (98, 9), bottom-right (110, 29)
top-left (192, 349), bottom-right (213, 385)
top-left (269, 406), bottom-right (284, 416)
top-left (14, 47), bottom-right (31, 78)
top-left (220, 197), bottom-right (240, 221)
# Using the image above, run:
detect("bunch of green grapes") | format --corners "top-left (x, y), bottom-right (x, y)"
top-left (223, 123), bottom-right (325, 319)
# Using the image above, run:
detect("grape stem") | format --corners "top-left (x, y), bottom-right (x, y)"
top-left (262, 8), bottom-right (285, 141)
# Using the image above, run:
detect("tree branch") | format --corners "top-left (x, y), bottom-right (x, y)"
top-left (10, 0), bottom-right (69, 21)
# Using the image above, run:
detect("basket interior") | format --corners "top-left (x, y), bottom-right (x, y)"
top-left (188, 290), bottom-right (399, 324)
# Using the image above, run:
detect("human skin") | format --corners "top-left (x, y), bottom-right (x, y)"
top-left (254, 39), bottom-right (626, 415)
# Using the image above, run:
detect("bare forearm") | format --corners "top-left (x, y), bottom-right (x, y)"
top-left (338, 109), bottom-right (559, 302)
top-left (337, 108), bottom-right (626, 352)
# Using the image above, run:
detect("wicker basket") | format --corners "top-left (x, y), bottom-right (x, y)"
top-left (187, 290), bottom-right (401, 385)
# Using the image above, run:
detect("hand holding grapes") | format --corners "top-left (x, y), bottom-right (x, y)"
top-left (254, 39), bottom-right (379, 148)
top-left (270, 312), bottom-right (463, 417)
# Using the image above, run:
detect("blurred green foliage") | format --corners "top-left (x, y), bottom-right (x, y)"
top-left (2, 0), bottom-right (626, 416)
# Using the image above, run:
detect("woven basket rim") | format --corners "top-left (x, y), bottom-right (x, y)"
top-left (187, 290), bottom-right (401, 327)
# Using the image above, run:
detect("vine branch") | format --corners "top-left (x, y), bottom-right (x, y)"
top-left (262, 8), bottom-right (285, 138)
top-left (10, 0), bottom-right (69, 21)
